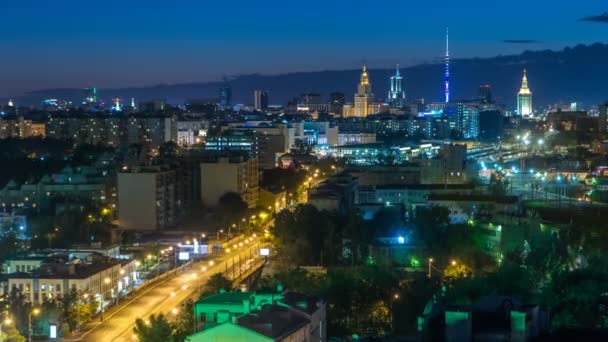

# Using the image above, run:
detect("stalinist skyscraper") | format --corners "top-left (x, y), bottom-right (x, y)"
top-left (354, 65), bottom-right (374, 117)
top-left (517, 69), bottom-right (533, 117)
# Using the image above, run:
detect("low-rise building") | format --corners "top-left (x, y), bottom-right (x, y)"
top-left (308, 173), bottom-right (358, 214)
top-left (7, 256), bottom-right (138, 304)
top-left (188, 287), bottom-right (326, 342)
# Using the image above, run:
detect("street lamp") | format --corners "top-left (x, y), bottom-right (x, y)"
top-left (100, 277), bottom-right (111, 321)
top-left (216, 229), bottom-right (224, 241)
top-left (451, 260), bottom-right (457, 266)
top-left (28, 308), bottom-right (40, 342)
top-left (1, 317), bottom-right (12, 342)
top-left (390, 293), bottom-right (400, 332)
top-left (428, 258), bottom-right (434, 278)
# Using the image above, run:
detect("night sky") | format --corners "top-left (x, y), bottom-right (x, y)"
top-left (1, 0), bottom-right (607, 96)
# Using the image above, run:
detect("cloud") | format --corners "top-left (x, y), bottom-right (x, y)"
top-left (580, 12), bottom-right (608, 23)
top-left (502, 40), bottom-right (543, 44)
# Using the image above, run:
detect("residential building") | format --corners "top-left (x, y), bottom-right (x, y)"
top-left (0, 161), bottom-right (115, 212)
top-left (200, 156), bottom-right (259, 208)
top-left (445, 103), bottom-right (479, 139)
top-left (0, 117), bottom-right (45, 138)
top-left (117, 165), bottom-right (178, 231)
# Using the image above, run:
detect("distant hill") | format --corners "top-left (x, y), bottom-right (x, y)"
top-left (11, 43), bottom-right (608, 108)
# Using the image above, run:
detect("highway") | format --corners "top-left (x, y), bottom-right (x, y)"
top-left (79, 240), bottom-right (262, 342)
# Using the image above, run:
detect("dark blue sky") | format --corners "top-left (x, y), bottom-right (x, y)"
top-left (1, 0), bottom-right (606, 96)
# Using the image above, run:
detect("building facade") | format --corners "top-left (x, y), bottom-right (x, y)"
top-left (117, 166), bottom-right (178, 230)
top-left (200, 156), bottom-right (259, 208)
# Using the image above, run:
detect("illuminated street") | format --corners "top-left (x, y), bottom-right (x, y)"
top-left (80, 241), bottom-right (262, 342)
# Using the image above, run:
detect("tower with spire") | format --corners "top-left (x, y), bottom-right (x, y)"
top-left (388, 64), bottom-right (405, 108)
top-left (517, 68), bottom-right (533, 117)
top-left (444, 28), bottom-right (450, 103)
top-left (354, 65), bottom-right (375, 117)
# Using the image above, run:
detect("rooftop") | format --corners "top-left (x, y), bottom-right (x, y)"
top-left (237, 304), bottom-right (310, 340)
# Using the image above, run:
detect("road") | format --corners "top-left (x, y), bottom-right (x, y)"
top-left (79, 240), bottom-right (262, 342)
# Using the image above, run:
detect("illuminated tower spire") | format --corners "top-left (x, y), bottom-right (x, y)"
top-left (357, 65), bottom-right (371, 95)
top-left (131, 97), bottom-right (136, 108)
top-left (444, 28), bottom-right (450, 103)
top-left (517, 68), bottom-right (533, 117)
top-left (113, 98), bottom-right (122, 111)
top-left (388, 64), bottom-right (405, 108)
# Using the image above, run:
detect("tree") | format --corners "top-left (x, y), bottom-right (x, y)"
top-left (61, 289), bottom-right (99, 332)
top-left (203, 273), bottom-right (232, 296)
top-left (0, 232), bottom-right (20, 261)
top-left (133, 314), bottom-right (174, 342)
top-left (173, 300), bottom-right (194, 342)
top-left (1, 324), bottom-right (26, 342)
top-left (290, 138), bottom-right (314, 155)
top-left (217, 192), bottom-right (248, 226)
top-left (273, 205), bottom-right (338, 266)
top-left (488, 173), bottom-right (509, 196)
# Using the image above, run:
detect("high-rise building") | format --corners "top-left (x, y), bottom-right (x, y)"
top-left (200, 156), bottom-right (259, 208)
top-left (479, 84), bottom-right (492, 104)
top-left (219, 85), bottom-right (232, 109)
top-left (445, 103), bottom-right (479, 139)
top-left (387, 65), bottom-right (406, 108)
top-left (517, 69), bottom-right (533, 117)
top-left (354, 65), bottom-right (375, 117)
top-left (254, 90), bottom-right (269, 111)
top-left (117, 166), bottom-right (178, 231)
top-left (599, 103), bottom-right (608, 133)
top-left (444, 28), bottom-right (450, 103)
top-left (82, 88), bottom-right (98, 105)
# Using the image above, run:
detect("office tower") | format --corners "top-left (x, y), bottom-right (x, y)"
top-left (387, 65), bottom-right (406, 108)
top-left (219, 85), bottom-right (232, 109)
top-left (479, 84), bottom-right (492, 104)
top-left (479, 110), bottom-right (504, 141)
top-left (444, 28), bottom-right (450, 103)
top-left (354, 65), bottom-right (375, 117)
top-left (517, 69), bottom-right (533, 117)
top-left (254, 90), bottom-right (269, 111)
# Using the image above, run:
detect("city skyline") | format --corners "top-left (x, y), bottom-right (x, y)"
top-left (2, 0), bottom-right (608, 95)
